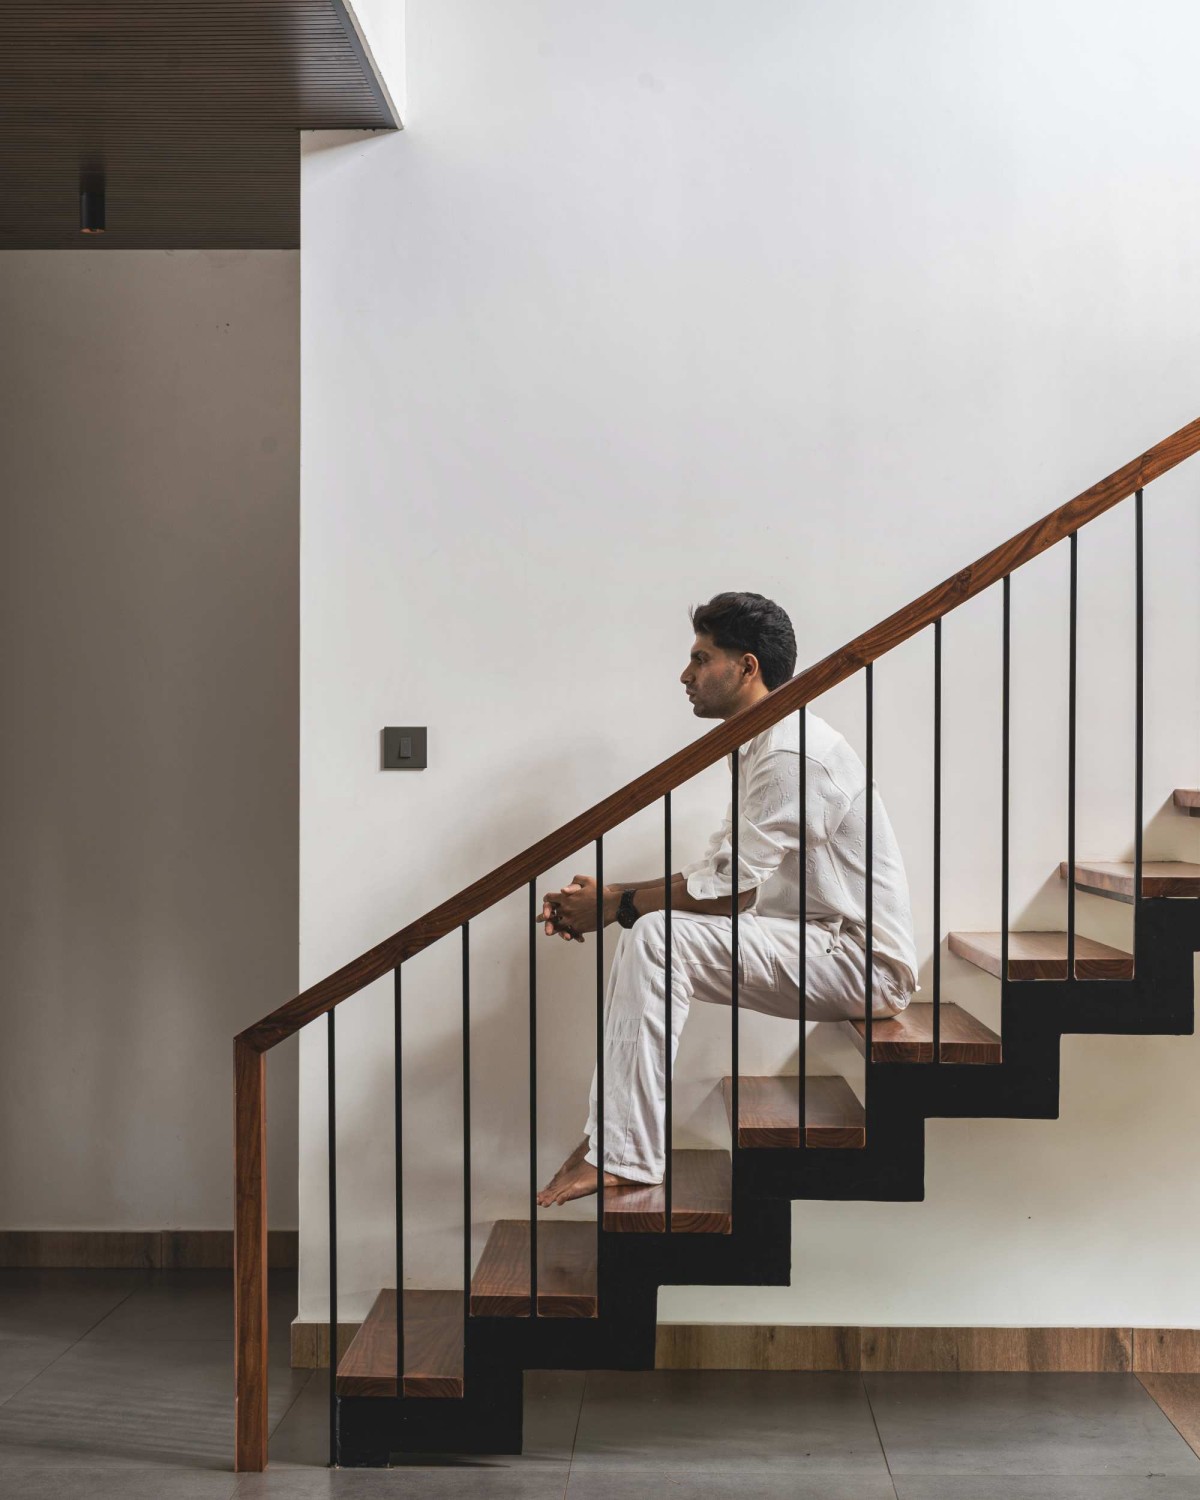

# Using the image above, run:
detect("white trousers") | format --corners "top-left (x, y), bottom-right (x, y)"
top-left (583, 910), bottom-right (911, 1185)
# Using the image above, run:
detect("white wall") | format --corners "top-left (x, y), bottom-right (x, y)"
top-left (299, 0), bottom-right (1200, 1327)
top-left (0, 250), bottom-right (300, 1232)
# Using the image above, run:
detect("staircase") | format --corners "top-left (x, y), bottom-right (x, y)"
top-left (233, 417), bottom-right (1200, 1470)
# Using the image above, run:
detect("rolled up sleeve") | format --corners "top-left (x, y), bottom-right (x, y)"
top-left (681, 802), bottom-right (733, 899)
top-left (684, 748), bottom-right (801, 901)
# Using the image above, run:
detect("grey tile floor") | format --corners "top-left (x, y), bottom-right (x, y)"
top-left (3, 1271), bottom-right (1200, 1499)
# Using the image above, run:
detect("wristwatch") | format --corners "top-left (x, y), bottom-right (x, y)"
top-left (615, 889), bottom-right (641, 929)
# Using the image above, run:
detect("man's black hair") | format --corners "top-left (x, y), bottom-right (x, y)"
top-left (689, 592), bottom-right (797, 691)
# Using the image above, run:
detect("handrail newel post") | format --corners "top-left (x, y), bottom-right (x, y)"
top-left (234, 1035), bottom-right (268, 1473)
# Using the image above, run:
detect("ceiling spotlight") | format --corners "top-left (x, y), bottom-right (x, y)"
top-left (80, 178), bottom-right (106, 234)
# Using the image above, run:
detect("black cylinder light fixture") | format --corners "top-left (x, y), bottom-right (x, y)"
top-left (80, 176), bottom-right (106, 234)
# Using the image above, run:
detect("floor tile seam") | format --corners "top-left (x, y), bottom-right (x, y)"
top-left (1135, 1371), bottom-right (1200, 1462)
top-left (563, 1466), bottom-right (920, 1481)
top-left (561, 1368), bottom-right (587, 1495)
top-left (860, 1370), bottom-right (901, 1499)
top-left (74, 1275), bottom-right (150, 1338)
top-left (84, 1335), bottom-right (297, 1346)
top-left (884, 1467), bottom-right (1200, 1479)
top-left (266, 1367), bottom-right (317, 1449)
top-left (0, 1277), bottom-right (148, 1410)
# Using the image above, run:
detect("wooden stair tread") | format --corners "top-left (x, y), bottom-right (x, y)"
top-left (948, 930), bottom-right (1134, 981)
top-left (1174, 789), bottom-right (1200, 816)
top-left (471, 1220), bottom-right (596, 1318)
top-left (1059, 860), bottom-right (1200, 900)
top-left (336, 1288), bottom-right (462, 1399)
top-left (603, 1149), bottom-right (731, 1234)
top-left (720, 1074), bottom-right (865, 1148)
top-left (842, 1003), bottom-right (1001, 1064)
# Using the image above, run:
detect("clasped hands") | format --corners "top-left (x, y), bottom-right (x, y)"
top-left (540, 874), bottom-right (621, 942)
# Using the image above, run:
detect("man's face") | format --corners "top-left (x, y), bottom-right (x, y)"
top-left (680, 633), bottom-right (751, 719)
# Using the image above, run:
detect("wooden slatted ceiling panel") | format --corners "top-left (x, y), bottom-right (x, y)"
top-left (0, 1), bottom-right (396, 249)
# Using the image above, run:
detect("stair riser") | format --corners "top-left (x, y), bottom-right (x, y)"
top-left (470, 1294), bottom-right (598, 1319)
top-left (868, 1043), bottom-right (1002, 1065)
top-left (736, 1126), bottom-right (866, 1149)
top-left (982, 960), bottom-right (1134, 981)
top-left (1075, 881), bottom-right (1135, 905)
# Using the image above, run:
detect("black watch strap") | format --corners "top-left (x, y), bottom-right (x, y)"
top-left (616, 888), bottom-right (641, 929)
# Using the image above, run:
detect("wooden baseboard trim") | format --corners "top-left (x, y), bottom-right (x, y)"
top-left (859, 1326), bottom-right (1132, 1373)
top-left (291, 1319), bottom-right (363, 1369)
top-left (1137, 1373), bottom-right (1200, 1460)
top-left (0, 1229), bottom-right (298, 1270)
top-left (287, 1319), bottom-right (1200, 1374)
top-left (656, 1323), bottom-right (861, 1372)
top-left (1133, 1330), bottom-right (1200, 1374)
top-left (655, 1324), bottom-right (1200, 1374)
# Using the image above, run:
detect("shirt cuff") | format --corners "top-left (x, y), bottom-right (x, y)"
top-left (685, 867), bottom-right (730, 901)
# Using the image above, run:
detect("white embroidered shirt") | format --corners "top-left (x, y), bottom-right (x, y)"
top-left (680, 708), bottom-right (919, 993)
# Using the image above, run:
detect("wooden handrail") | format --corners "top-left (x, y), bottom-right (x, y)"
top-left (238, 411), bottom-right (1200, 1054)
top-left (234, 411), bottom-right (1200, 1469)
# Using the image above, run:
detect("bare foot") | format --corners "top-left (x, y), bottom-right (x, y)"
top-left (536, 1140), bottom-right (589, 1206)
top-left (536, 1140), bottom-right (642, 1207)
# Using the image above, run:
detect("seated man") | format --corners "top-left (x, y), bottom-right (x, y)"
top-left (537, 591), bottom-right (918, 1207)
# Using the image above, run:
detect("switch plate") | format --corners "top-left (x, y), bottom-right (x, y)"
top-left (382, 726), bottom-right (427, 770)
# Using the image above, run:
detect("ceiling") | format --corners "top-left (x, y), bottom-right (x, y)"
top-left (0, 1), bottom-right (398, 250)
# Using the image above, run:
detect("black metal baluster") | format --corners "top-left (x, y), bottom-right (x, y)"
top-left (932, 620), bottom-right (942, 1062)
top-left (402, 966), bottom-right (411, 1398)
top-left (528, 881), bottom-right (538, 1316)
top-left (595, 838), bottom-right (604, 1242)
top-left (1067, 532), bottom-right (1077, 980)
top-left (327, 1009), bottom-right (337, 1467)
top-left (462, 924), bottom-right (471, 1340)
top-left (1134, 489), bottom-right (1144, 968)
top-left (1001, 576), bottom-right (1011, 988)
top-left (731, 748), bottom-right (740, 1156)
top-left (798, 707), bottom-right (807, 1141)
top-left (864, 668), bottom-right (874, 1079)
top-left (664, 793), bottom-right (673, 1231)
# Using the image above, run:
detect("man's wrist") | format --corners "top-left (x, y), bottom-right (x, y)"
top-left (602, 886), bottom-right (622, 925)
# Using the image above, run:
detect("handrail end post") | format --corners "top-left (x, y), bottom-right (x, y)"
top-left (234, 1036), bottom-right (269, 1472)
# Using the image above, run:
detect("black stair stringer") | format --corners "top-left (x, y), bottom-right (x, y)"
top-left (744, 900), bottom-right (1197, 1207)
top-left (336, 898), bottom-right (1198, 1465)
top-left (337, 1190), bottom-right (793, 1462)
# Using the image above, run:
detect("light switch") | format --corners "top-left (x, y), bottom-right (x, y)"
top-left (382, 727), bottom-right (427, 769)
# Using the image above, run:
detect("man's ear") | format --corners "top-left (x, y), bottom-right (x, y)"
top-left (743, 652), bottom-right (760, 681)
